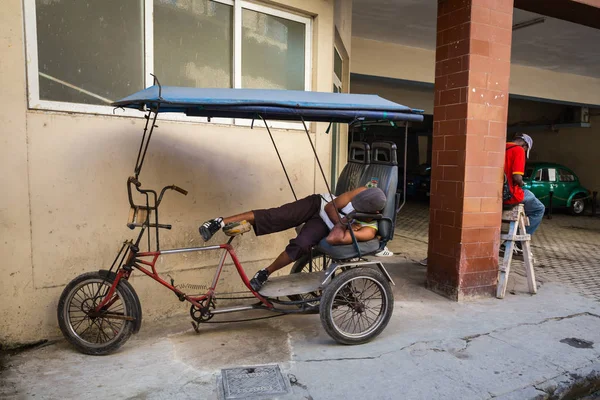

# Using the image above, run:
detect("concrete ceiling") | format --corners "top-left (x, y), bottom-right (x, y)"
top-left (352, 0), bottom-right (600, 78)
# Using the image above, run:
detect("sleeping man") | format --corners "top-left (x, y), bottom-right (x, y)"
top-left (199, 187), bottom-right (387, 291)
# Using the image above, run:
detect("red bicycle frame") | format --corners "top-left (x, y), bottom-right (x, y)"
top-left (94, 239), bottom-right (272, 314)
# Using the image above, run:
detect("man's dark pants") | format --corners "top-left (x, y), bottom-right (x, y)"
top-left (252, 194), bottom-right (329, 261)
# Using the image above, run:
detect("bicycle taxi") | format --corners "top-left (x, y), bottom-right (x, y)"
top-left (57, 80), bottom-right (424, 355)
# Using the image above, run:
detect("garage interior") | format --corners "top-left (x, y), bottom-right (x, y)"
top-left (349, 0), bottom-right (600, 300)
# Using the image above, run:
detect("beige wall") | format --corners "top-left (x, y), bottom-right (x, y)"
top-left (352, 37), bottom-right (436, 85)
top-left (0, 0), bottom-right (32, 346)
top-left (351, 37), bottom-right (600, 106)
top-left (524, 117), bottom-right (600, 193)
top-left (0, 0), bottom-right (335, 345)
top-left (334, 0), bottom-right (353, 57)
top-left (351, 76), bottom-right (434, 114)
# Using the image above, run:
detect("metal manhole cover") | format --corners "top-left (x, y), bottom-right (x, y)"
top-left (219, 364), bottom-right (290, 399)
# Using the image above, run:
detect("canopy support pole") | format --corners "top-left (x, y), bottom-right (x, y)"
top-left (397, 123), bottom-right (409, 214)
top-left (134, 107), bottom-right (160, 179)
top-left (258, 115), bottom-right (297, 201)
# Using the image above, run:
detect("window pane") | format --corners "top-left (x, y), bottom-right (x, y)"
top-left (242, 9), bottom-right (305, 90)
top-left (558, 169), bottom-right (575, 182)
top-left (154, 0), bottom-right (233, 88)
top-left (35, 0), bottom-right (143, 105)
top-left (541, 169), bottom-right (549, 181)
top-left (334, 48), bottom-right (343, 80)
top-left (525, 168), bottom-right (534, 178)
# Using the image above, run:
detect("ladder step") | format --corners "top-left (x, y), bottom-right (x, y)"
top-left (500, 234), bottom-right (531, 241)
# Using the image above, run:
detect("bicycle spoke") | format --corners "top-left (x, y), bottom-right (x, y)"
top-left (334, 309), bottom-right (354, 331)
top-left (77, 320), bottom-right (96, 338)
top-left (360, 312), bottom-right (372, 329)
top-left (72, 292), bottom-right (86, 307)
top-left (364, 307), bottom-right (381, 320)
top-left (97, 320), bottom-right (112, 343)
top-left (95, 322), bottom-right (102, 343)
top-left (340, 309), bottom-right (354, 331)
top-left (71, 315), bottom-right (90, 332)
top-left (333, 307), bottom-right (354, 327)
top-left (104, 317), bottom-right (123, 336)
top-left (361, 289), bottom-right (383, 302)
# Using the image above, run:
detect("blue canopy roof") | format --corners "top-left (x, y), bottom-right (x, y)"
top-left (113, 86), bottom-right (424, 123)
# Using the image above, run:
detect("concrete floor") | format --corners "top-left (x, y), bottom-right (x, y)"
top-left (393, 201), bottom-right (600, 301)
top-left (2, 259), bottom-right (600, 399)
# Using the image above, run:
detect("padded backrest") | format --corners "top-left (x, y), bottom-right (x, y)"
top-left (357, 141), bottom-right (398, 242)
top-left (335, 142), bottom-right (371, 195)
top-left (371, 141), bottom-right (398, 165)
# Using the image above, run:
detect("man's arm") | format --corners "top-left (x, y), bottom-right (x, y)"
top-left (326, 226), bottom-right (377, 245)
top-left (511, 146), bottom-right (526, 187)
top-left (324, 187), bottom-right (366, 224)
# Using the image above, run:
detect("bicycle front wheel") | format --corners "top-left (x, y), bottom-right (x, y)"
top-left (57, 271), bottom-right (137, 355)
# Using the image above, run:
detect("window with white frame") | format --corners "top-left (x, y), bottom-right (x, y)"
top-left (25, 0), bottom-right (312, 114)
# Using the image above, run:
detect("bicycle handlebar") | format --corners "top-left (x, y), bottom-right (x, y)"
top-left (128, 176), bottom-right (142, 187)
top-left (171, 185), bottom-right (188, 196)
top-left (127, 176), bottom-right (189, 209)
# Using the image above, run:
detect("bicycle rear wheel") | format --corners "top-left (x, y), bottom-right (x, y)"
top-left (57, 271), bottom-right (137, 355)
top-left (320, 268), bottom-right (393, 345)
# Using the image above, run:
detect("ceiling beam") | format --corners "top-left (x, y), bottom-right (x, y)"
top-left (514, 0), bottom-right (600, 29)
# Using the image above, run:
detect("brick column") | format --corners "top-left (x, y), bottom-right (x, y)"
top-left (427, 0), bottom-right (514, 300)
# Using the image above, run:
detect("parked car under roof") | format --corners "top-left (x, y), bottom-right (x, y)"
top-left (523, 162), bottom-right (590, 215)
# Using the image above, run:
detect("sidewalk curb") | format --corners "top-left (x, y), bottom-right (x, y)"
top-left (495, 362), bottom-right (600, 399)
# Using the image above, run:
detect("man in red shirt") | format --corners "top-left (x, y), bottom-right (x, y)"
top-left (503, 133), bottom-right (545, 253)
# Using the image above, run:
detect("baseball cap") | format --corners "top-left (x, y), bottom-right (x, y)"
top-left (352, 188), bottom-right (387, 213)
top-left (516, 133), bottom-right (533, 158)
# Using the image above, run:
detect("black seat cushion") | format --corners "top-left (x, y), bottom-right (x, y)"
top-left (315, 237), bottom-right (380, 260)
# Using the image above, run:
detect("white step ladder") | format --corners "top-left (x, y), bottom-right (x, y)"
top-left (497, 204), bottom-right (537, 299)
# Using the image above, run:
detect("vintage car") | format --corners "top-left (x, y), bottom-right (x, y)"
top-left (401, 163), bottom-right (431, 200)
top-left (523, 162), bottom-right (590, 215)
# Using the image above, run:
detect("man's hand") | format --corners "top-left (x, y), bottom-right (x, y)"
top-left (335, 216), bottom-right (349, 226)
top-left (512, 174), bottom-right (524, 187)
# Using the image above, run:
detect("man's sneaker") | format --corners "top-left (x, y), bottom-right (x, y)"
top-left (375, 246), bottom-right (394, 257)
top-left (418, 258), bottom-right (428, 266)
top-left (199, 217), bottom-right (224, 242)
top-left (250, 269), bottom-right (269, 292)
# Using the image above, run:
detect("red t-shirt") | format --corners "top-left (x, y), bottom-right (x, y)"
top-left (504, 143), bottom-right (525, 204)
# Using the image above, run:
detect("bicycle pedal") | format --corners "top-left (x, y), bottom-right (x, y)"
top-left (191, 321), bottom-right (200, 333)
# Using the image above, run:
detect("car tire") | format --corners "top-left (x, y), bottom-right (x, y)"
top-left (570, 195), bottom-right (586, 216)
